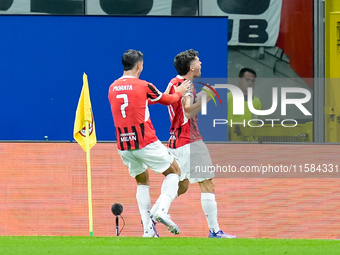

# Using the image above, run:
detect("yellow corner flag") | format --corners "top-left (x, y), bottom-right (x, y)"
top-left (73, 73), bottom-right (96, 237)
top-left (73, 73), bottom-right (97, 152)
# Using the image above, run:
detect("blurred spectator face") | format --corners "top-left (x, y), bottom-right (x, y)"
top-left (239, 71), bottom-right (256, 96)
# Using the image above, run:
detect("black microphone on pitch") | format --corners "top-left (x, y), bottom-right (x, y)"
top-left (111, 203), bottom-right (123, 236)
top-left (111, 203), bottom-right (123, 216)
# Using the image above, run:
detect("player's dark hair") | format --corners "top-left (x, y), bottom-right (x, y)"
top-left (174, 49), bottom-right (198, 76)
top-left (239, 67), bottom-right (257, 78)
top-left (122, 49), bottom-right (143, 71)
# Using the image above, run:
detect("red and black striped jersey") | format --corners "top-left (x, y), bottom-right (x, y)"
top-left (108, 76), bottom-right (162, 150)
top-left (167, 76), bottom-right (203, 149)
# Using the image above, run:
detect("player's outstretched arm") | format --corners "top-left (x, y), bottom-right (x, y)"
top-left (164, 79), bottom-right (193, 95)
top-left (156, 80), bottom-right (190, 105)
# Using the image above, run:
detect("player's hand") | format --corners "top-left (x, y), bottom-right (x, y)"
top-left (204, 86), bottom-right (216, 100)
top-left (197, 82), bottom-right (216, 102)
top-left (175, 80), bottom-right (191, 96)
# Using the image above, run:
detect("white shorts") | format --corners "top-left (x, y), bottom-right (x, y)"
top-left (118, 140), bottom-right (174, 178)
top-left (168, 140), bottom-right (215, 183)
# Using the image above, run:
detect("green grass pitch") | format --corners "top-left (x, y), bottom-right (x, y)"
top-left (1, 236), bottom-right (339, 255)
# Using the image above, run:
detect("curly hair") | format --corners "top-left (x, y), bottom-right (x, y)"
top-left (174, 49), bottom-right (198, 76)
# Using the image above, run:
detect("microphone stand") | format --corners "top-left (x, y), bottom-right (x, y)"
top-left (116, 215), bottom-right (119, 236)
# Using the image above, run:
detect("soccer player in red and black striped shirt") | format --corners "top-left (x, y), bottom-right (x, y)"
top-left (108, 49), bottom-right (191, 237)
top-left (150, 49), bottom-right (236, 238)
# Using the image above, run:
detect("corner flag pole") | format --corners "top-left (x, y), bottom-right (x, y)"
top-left (85, 121), bottom-right (94, 237)
top-left (74, 73), bottom-right (97, 237)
